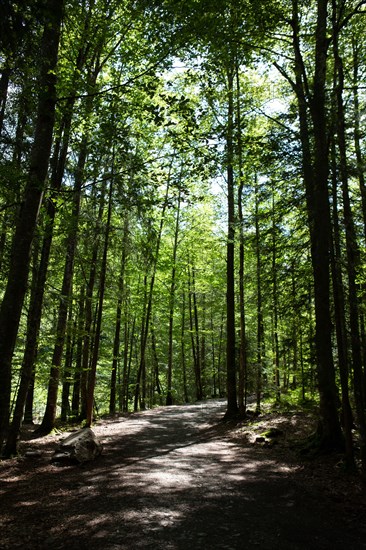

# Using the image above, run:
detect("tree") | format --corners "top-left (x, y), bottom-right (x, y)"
top-left (273, 0), bottom-right (343, 449)
top-left (0, 0), bottom-right (63, 452)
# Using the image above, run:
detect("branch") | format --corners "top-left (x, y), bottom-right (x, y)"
top-left (57, 49), bottom-right (174, 103)
top-left (337, 0), bottom-right (366, 33)
top-left (273, 62), bottom-right (297, 93)
top-left (254, 106), bottom-right (298, 137)
top-left (0, 201), bottom-right (21, 213)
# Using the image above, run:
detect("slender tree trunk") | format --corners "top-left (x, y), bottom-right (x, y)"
top-left (166, 192), bottom-right (181, 405)
top-left (255, 176), bottom-right (264, 413)
top-left (38, 135), bottom-right (85, 434)
top-left (134, 179), bottom-right (170, 410)
top-left (224, 64), bottom-right (238, 419)
top-left (71, 288), bottom-right (85, 417)
top-left (79, 186), bottom-right (105, 420)
top-left (3, 95), bottom-right (77, 454)
top-left (151, 326), bottom-right (162, 403)
top-left (110, 300), bottom-right (121, 414)
top-left (61, 317), bottom-right (75, 422)
top-left (85, 178), bottom-right (113, 426)
top-left (351, 38), bottom-right (366, 241)
top-left (330, 141), bottom-right (354, 466)
top-left (122, 315), bottom-right (135, 412)
top-left (188, 265), bottom-right (197, 396)
top-left (192, 266), bottom-right (203, 400)
top-left (0, 0), bottom-right (63, 452)
top-left (0, 217), bottom-right (8, 274)
top-left (236, 62), bottom-right (247, 415)
top-left (23, 372), bottom-right (35, 424)
top-left (217, 311), bottom-right (225, 398)
top-left (332, 8), bottom-right (365, 469)
top-left (291, 266), bottom-right (299, 390)
top-left (188, 263), bottom-right (203, 401)
top-left (0, 65), bottom-right (10, 136)
top-left (2, 237), bottom-right (40, 455)
top-left (181, 290), bottom-right (189, 403)
top-left (110, 215), bottom-right (129, 414)
top-left (12, 78), bottom-right (31, 168)
top-left (284, 0), bottom-right (343, 449)
top-left (272, 186), bottom-right (280, 402)
top-left (328, 12), bottom-right (354, 467)
top-left (135, 275), bottom-right (148, 412)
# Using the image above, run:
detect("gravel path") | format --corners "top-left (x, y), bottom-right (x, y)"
top-left (1, 399), bottom-right (365, 549)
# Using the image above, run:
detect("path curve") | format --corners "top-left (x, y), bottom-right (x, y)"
top-left (0, 399), bottom-right (365, 549)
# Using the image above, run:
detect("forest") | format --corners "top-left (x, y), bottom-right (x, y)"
top-left (0, 0), bottom-right (366, 477)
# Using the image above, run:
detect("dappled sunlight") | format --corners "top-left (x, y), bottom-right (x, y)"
top-left (1, 400), bottom-right (364, 549)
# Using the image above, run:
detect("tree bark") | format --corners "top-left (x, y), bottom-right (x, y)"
top-left (166, 192), bottom-right (181, 405)
top-left (110, 215), bottom-right (129, 414)
top-left (188, 262), bottom-right (203, 401)
top-left (290, 0), bottom-right (343, 449)
top-left (351, 37), bottom-right (366, 241)
top-left (86, 179), bottom-right (114, 426)
top-left (272, 187), bottom-right (281, 403)
top-left (224, 64), bottom-right (238, 419)
top-left (134, 179), bottom-right (170, 411)
top-left (332, 5), bottom-right (365, 469)
top-left (255, 176), bottom-right (265, 414)
top-left (0, 0), bottom-right (63, 452)
top-left (330, 138), bottom-right (354, 467)
top-left (79, 184), bottom-right (105, 420)
top-left (0, 65), bottom-right (10, 137)
top-left (236, 62), bottom-right (247, 415)
top-left (181, 290), bottom-right (189, 403)
top-left (3, 94), bottom-right (77, 455)
top-left (37, 135), bottom-right (85, 434)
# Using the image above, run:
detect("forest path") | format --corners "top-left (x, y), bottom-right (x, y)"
top-left (1, 399), bottom-right (366, 549)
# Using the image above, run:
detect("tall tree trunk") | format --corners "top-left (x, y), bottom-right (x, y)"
top-left (121, 314), bottom-right (135, 412)
top-left (134, 275), bottom-right (148, 412)
top-left (38, 136), bottom-right (86, 434)
top-left (79, 184), bottom-right (105, 420)
top-left (3, 95), bottom-right (77, 455)
top-left (134, 179), bottom-right (170, 411)
top-left (224, 64), bottom-right (238, 419)
top-left (181, 290), bottom-right (189, 403)
top-left (61, 316), bottom-right (75, 422)
top-left (352, 38), bottom-right (366, 241)
top-left (255, 176), bottom-right (264, 413)
top-left (2, 15), bottom-right (92, 440)
top-left (308, 0), bottom-right (343, 450)
top-left (151, 325), bottom-right (162, 403)
top-left (282, 0), bottom-right (343, 449)
top-left (12, 78), bottom-right (32, 168)
top-left (332, 7), bottom-right (365, 470)
top-left (271, 185), bottom-right (280, 402)
top-left (0, 0), bottom-right (63, 452)
top-left (110, 215), bottom-right (129, 414)
top-left (0, 65), bottom-right (10, 137)
top-left (71, 288), bottom-right (85, 417)
top-left (330, 139), bottom-right (354, 467)
top-left (86, 178), bottom-right (114, 426)
top-left (188, 263), bottom-right (203, 401)
top-left (166, 192), bottom-right (181, 405)
top-left (3, 236), bottom-right (40, 455)
top-left (236, 62), bottom-right (247, 415)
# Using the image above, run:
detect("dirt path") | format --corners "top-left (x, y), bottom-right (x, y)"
top-left (1, 399), bottom-right (365, 549)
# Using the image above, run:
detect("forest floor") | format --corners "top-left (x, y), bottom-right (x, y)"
top-left (1, 399), bottom-right (366, 549)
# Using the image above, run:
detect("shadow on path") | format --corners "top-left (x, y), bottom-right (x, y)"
top-left (0, 399), bottom-right (365, 549)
